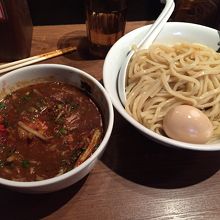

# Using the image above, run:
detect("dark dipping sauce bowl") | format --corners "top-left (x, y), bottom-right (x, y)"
top-left (0, 64), bottom-right (114, 193)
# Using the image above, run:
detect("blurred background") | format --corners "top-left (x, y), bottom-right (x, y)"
top-left (27, 0), bottom-right (162, 25)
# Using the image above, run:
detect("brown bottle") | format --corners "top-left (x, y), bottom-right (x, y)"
top-left (0, 0), bottom-right (33, 61)
top-left (172, 0), bottom-right (220, 29)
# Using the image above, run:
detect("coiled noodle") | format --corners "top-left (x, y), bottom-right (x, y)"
top-left (125, 43), bottom-right (220, 141)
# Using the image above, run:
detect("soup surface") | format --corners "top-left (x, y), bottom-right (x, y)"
top-left (0, 81), bottom-right (103, 181)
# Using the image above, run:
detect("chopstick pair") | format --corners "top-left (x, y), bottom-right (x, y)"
top-left (0, 46), bottom-right (77, 74)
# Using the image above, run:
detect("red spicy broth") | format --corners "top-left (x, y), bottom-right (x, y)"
top-left (0, 81), bottom-right (103, 181)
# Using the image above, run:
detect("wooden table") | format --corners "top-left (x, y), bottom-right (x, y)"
top-left (1, 21), bottom-right (220, 220)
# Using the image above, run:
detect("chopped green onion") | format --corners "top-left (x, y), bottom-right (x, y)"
top-left (71, 147), bottom-right (86, 164)
top-left (59, 127), bottom-right (67, 135)
top-left (36, 99), bottom-right (47, 111)
top-left (21, 160), bottom-right (30, 168)
top-left (22, 95), bottom-right (31, 102)
top-left (0, 102), bottom-right (6, 110)
top-left (0, 160), bottom-right (4, 167)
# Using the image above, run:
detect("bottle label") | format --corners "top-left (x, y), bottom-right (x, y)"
top-left (0, 1), bottom-right (7, 23)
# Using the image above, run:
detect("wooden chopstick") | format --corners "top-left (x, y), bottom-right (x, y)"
top-left (0, 46), bottom-right (77, 74)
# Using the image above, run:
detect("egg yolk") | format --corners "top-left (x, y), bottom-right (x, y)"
top-left (163, 105), bottom-right (213, 144)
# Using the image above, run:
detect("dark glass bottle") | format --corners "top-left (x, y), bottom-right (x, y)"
top-left (0, 0), bottom-right (33, 61)
top-left (172, 0), bottom-right (220, 29)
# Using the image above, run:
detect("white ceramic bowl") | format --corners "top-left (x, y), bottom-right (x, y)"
top-left (0, 64), bottom-right (114, 193)
top-left (103, 22), bottom-right (220, 151)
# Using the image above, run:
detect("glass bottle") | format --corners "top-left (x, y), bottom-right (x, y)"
top-left (0, 0), bottom-right (33, 61)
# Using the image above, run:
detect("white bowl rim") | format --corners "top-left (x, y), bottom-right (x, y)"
top-left (103, 22), bottom-right (220, 151)
top-left (0, 63), bottom-right (114, 188)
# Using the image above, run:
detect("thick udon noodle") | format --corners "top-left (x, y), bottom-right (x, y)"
top-left (125, 42), bottom-right (220, 142)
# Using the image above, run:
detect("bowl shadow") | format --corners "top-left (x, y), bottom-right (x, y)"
top-left (101, 109), bottom-right (220, 189)
top-left (0, 175), bottom-right (88, 219)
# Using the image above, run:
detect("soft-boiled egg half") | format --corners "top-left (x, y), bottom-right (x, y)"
top-left (163, 105), bottom-right (213, 144)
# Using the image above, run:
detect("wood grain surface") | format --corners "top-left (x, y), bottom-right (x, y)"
top-left (0, 21), bottom-right (220, 220)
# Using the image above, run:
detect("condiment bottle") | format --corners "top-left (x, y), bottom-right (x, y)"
top-left (0, 0), bottom-right (33, 61)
